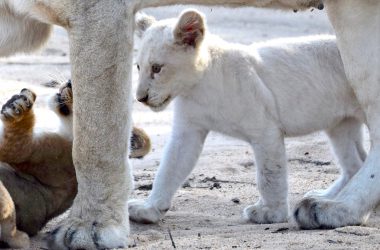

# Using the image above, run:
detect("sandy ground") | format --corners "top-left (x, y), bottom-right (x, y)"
top-left (1, 5), bottom-right (380, 250)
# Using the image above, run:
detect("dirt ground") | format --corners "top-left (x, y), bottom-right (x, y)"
top-left (1, 5), bottom-right (380, 250)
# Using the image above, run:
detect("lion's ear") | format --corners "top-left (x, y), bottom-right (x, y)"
top-left (173, 9), bottom-right (206, 48)
top-left (135, 13), bottom-right (156, 38)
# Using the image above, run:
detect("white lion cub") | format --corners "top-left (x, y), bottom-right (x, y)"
top-left (129, 9), bottom-right (366, 225)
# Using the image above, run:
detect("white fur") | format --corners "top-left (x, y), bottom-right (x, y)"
top-left (129, 10), bottom-right (367, 224)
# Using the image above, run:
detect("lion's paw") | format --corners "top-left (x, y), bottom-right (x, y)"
top-left (244, 202), bottom-right (288, 224)
top-left (128, 199), bottom-right (165, 224)
top-left (0, 89), bottom-right (36, 122)
top-left (5, 230), bottom-right (30, 249)
top-left (52, 80), bottom-right (73, 116)
top-left (294, 197), bottom-right (367, 229)
top-left (45, 218), bottom-right (128, 250)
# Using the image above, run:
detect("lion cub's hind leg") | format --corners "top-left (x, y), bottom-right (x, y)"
top-left (303, 118), bottom-right (365, 199)
top-left (0, 181), bottom-right (29, 249)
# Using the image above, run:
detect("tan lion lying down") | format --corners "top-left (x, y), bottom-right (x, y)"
top-left (0, 81), bottom-right (151, 248)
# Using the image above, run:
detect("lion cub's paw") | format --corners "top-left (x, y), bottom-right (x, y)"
top-left (244, 202), bottom-right (288, 224)
top-left (53, 80), bottom-right (73, 116)
top-left (128, 200), bottom-right (164, 224)
top-left (0, 89), bottom-right (36, 123)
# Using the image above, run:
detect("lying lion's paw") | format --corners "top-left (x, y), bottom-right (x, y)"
top-left (0, 89), bottom-right (36, 122)
top-left (45, 218), bottom-right (128, 250)
top-left (128, 199), bottom-right (165, 224)
top-left (5, 230), bottom-right (30, 249)
top-left (293, 197), bottom-right (367, 229)
top-left (54, 80), bottom-right (73, 116)
top-left (244, 202), bottom-right (288, 224)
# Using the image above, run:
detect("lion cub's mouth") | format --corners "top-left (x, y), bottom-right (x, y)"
top-left (148, 95), bottom-right (171, 111)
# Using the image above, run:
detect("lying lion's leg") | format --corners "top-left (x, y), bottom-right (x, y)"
top-left (305, 118), bottom-right (365, 199)
top-left (46, 1), bottom-right (134, 249)
top-left (0, 180), bottom-right (29, 248)
top-left (295, 0), bottom-right (380, 229)
top-left (0, 89), bottom-right (36, 164)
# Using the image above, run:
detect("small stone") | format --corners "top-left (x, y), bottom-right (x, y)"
top-left (182, 181), bottom-right (191, 188)
top-left (231, 198), bottom-right (240, 204)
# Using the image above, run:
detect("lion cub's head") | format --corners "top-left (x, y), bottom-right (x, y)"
top-left (135, 9), bottom-right (209, 111)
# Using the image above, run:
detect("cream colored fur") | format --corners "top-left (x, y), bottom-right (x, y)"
top-left (129, 10), bottom-right (367, 225)
top-left (0, 0), bottom-right (378, 248)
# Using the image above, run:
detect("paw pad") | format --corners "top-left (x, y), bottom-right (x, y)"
top-left (54, 80), bottom-right (73, 116)
top-left (1, 89), bottom-right (36, 122)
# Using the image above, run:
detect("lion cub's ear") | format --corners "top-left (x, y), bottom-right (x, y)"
top-left (135, 12), bottom-right (156, 38)
top-left (173, 9), bottom-right (206, 48)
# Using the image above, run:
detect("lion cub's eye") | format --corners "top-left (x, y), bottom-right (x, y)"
top-left (151, 64), bottom-right (162, 74)
top-left (137, 64), bottom-right (140, 71)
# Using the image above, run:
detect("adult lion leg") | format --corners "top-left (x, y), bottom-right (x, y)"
top-left (295, 0), bottom-right (380, 229)
top-left (46, 1), bottom-right (134, 249)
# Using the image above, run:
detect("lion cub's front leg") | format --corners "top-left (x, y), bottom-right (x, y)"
top-left (129, 125), bottom-right (208, 223)
top-left (0, 89), bottom-right (36, 164)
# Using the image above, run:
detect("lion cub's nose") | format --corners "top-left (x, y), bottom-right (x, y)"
top-left (137, 95), bottom-right (149, 103)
